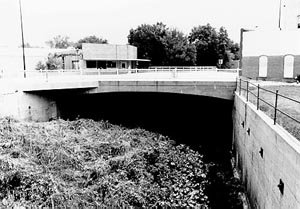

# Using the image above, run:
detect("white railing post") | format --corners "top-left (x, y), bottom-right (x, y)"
top-left (46, 70), bottom-right (48, 82)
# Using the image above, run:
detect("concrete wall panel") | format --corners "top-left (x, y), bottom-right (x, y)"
top-left (233, 93), bottom-right (300, 208)
top-left (0, 91), bottom-right (58, 121)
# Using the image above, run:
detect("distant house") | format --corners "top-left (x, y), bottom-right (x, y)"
top-left (59, 44), bottom-right (150, 70)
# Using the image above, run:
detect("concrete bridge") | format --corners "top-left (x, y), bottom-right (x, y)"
top-left (0, 69), bottom-right (238, 121)
top-left (1, 68), bottom-right (300, 208)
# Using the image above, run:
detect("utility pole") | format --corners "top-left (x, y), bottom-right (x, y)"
top-left (19, 0), bottom-right (26, 78)
top-left (279, 0), bottom-right (282, 30)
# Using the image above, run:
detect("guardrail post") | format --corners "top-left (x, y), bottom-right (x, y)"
top-left (246, 81), bottom-right (249, 101)
top-left (274, 90), bottom-right (279, 125)
top-left (239, 78), bottom-right (241, 95)
top-left (257, 84), bottom-right (260, 110)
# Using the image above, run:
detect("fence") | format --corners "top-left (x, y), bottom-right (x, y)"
top-left (237, 78), bottom-right (300, 127)
top-left (149, 66), bottom-right (217, 70)
top-left (0, 67), bottom-right (238, 80)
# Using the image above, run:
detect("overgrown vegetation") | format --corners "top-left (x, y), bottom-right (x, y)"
top-left (0, 118), bottom-right (210, 208)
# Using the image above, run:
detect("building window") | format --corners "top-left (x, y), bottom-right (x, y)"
top-left (107, 61), bottom-right (116, 68)
top-left (283, 55), bottom-right (294, 78)
top-left (121, 62), bottom-right (126, 69)
top-left (258, 56), bottom-right (268, 77)
top-left (86, 61), bottom-right (96, 68)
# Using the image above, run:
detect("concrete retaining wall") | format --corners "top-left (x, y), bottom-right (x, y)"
top-left (233, 93), bottom-right (300, 209)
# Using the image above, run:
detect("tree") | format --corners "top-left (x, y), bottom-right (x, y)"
top-left (35, 61), bottom-right (46, 70)
top-left (189, 24), bottom-right (239, 68)
top-left (46, 53), bottom-right (63, 70)
top-left (75, 35), bottom-right (108, 49)
top-left (128, 23), bottom-right (238, 67)
top-left (189, 24), bottom-right (219, 66)
top-left (35, 53), bottom-right (63, 70)
top-left (128, 22), bottom-right (168, 66)
top-left (229, 42), bottom-right (240, 60)
top-left (128, 23), bottom-right (196, 66)
top-left (46, 35), bottom-right (73, 49)
top-left (163, 29), bottom-right (196, 66)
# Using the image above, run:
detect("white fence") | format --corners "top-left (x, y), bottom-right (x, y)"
top-left (149, 66), bottom-right (217, 70)
top-left (0, 67), bottom-right (239, 80)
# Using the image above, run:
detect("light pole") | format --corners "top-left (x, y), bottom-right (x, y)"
top-left (239, 27), bottom-right (258, 69)
top-left (19, 0), bottom-right (26, 78)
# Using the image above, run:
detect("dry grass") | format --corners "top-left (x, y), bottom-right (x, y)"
top-left (0, 117), bottom-right (209, 208)
top-left (243, 84), bottom-right (300, 140)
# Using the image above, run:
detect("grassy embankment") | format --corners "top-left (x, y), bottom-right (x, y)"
top-left (247, 85), bottom-right (300, 140)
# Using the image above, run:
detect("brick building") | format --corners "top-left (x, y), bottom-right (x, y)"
top-left (241, 30), bottom-right (300, 81)
top-left (241, 0), bottom-right (300, 81)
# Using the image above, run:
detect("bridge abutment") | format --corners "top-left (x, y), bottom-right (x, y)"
top-left (0, 91), bottom-right (58, 121)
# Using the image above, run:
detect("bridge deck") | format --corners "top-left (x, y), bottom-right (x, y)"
top-left (0, 71), bottom-right (237, 91)
top-left (0, 71), bottom-right (238, 101)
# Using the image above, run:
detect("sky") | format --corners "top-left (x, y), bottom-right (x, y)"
top-left (0, 0), bottom-right (282, 47)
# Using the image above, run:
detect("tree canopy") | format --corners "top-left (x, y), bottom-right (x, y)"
top-left (163, 29), bottom-right (196, 66)
top-left (188, 24), bottom-right (239, 68)
top-left (128, 23), bottom-right (168, 66)
top-left (46, 35), bottom-right (73, 49)
top-left (128, 23), bottom-right (196, 66)
top-left (128, 23), bottom-right (239, 68)
top-left (74, 35), bottom-right (108, 49)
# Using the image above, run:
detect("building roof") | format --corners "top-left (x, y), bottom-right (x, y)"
top-left (55, 49), bottom-right (80, 57)
top-left (84, 58), bottom-right (150, 62)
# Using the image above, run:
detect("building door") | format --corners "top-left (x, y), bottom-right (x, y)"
top-left (283, 55), bottom-right (294, 78)
top-left (258, 56), bottom-right (268, 77)
top-left (121, 62), bottom-right (126, 69)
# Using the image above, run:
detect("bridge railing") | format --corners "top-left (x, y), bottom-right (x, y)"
top-left (149, 66), bottom-right (217, 71)
top-left (237, 78), bottom-right (300, 139)
top-left (0, 67), bottom-right (239, 80)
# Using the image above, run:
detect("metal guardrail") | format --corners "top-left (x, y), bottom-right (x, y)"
top-left (237, 78), bottom-right (300, 126)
